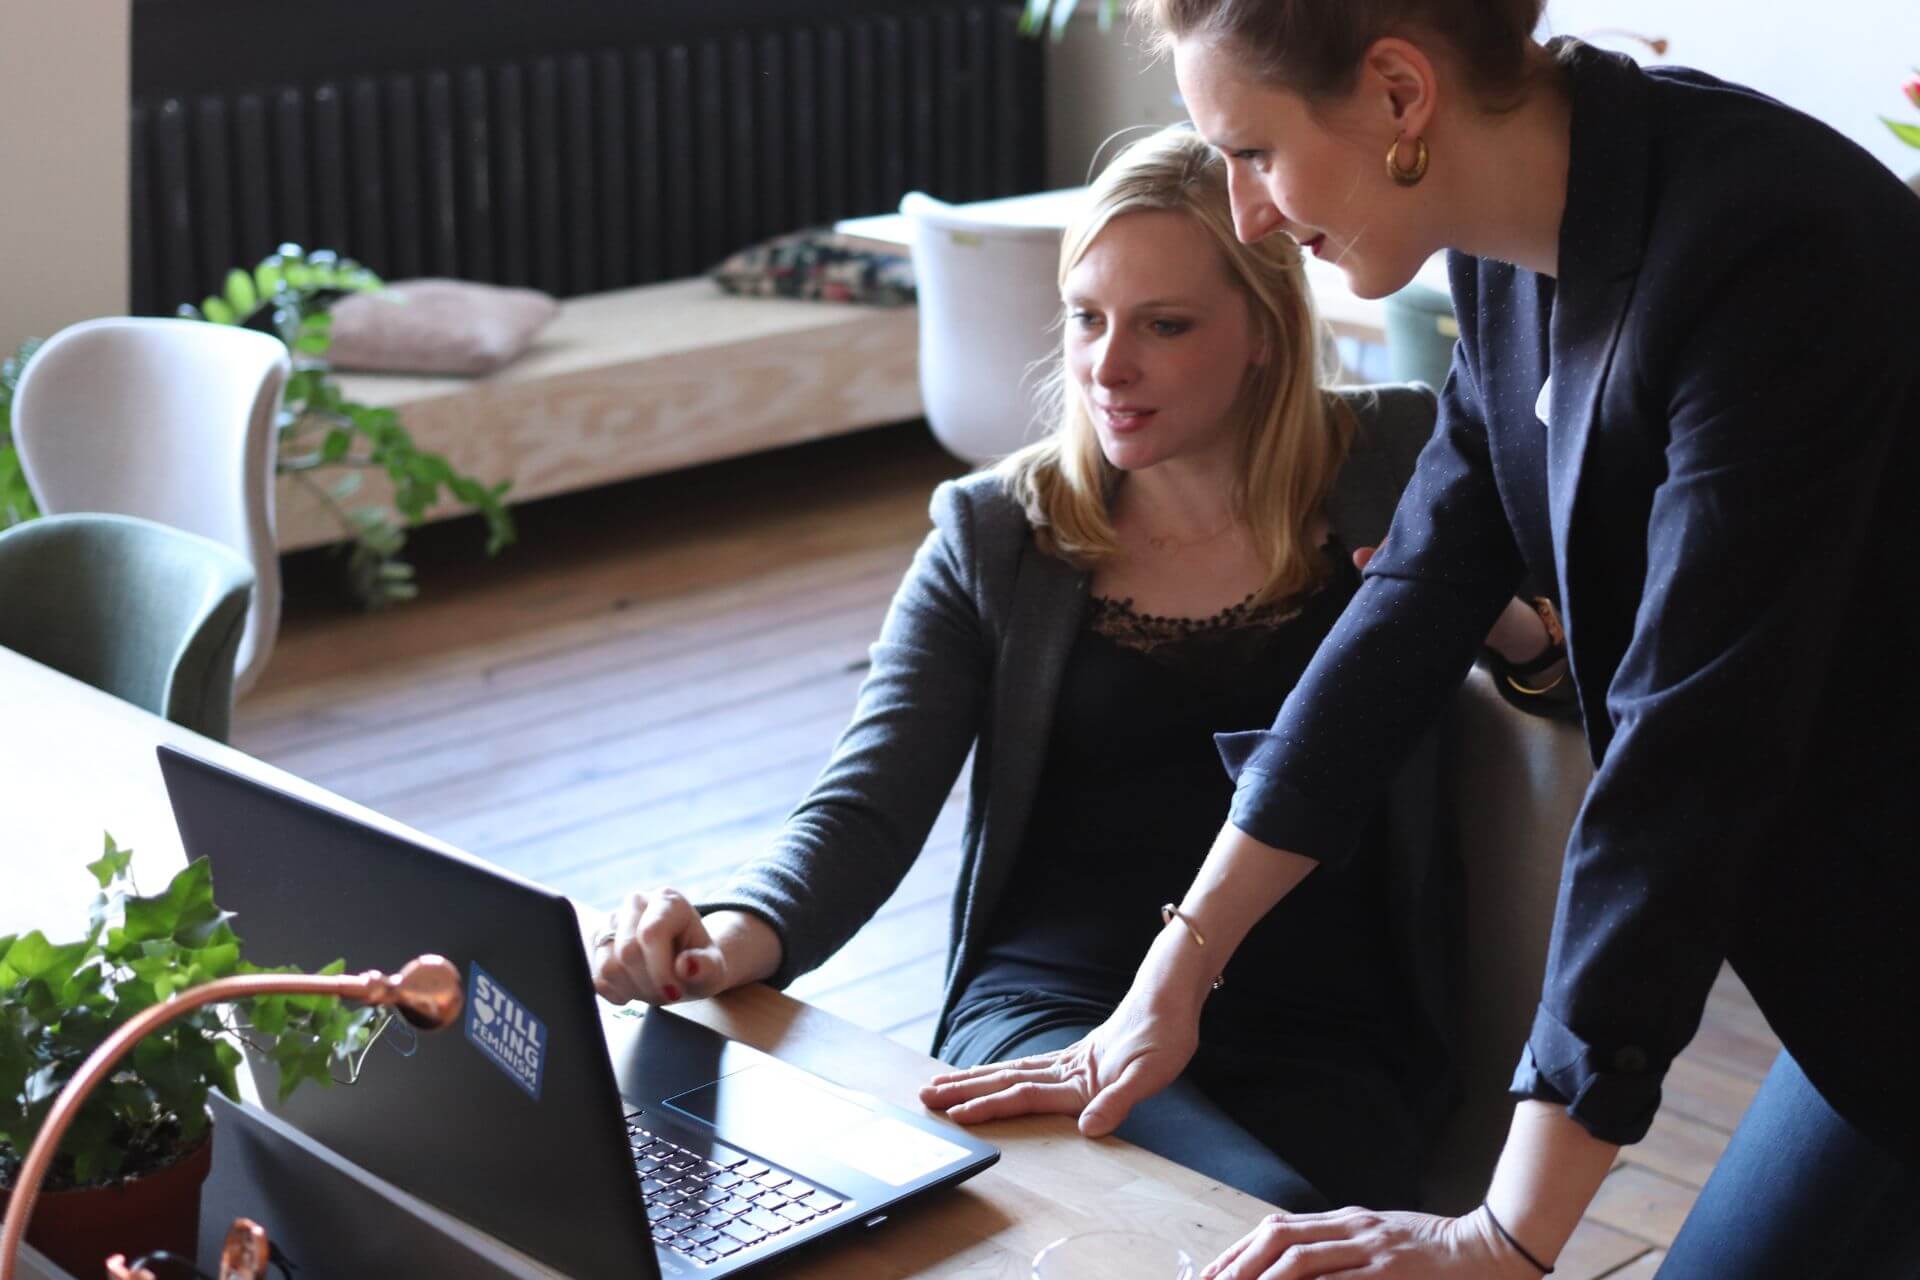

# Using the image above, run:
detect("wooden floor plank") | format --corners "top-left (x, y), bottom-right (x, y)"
top-left (1586, 1166), bottom-right (1699, 1247)
top-left (1658, 1053), bottom-right (1762, 1135)
top-left (234, 541), bottom-right (914, 748)
top-left (473, 753), bottom-right (837, 881)
top-left (1600, 1250), bottom-right (1666, 1278)
top-left (790, 895), bottom-right (951, 997)
top-left (1553, 1220), bottom-right (1656, 1280)
top-left (261, 586), bottom-right (891, 786)
top-left (423, 704), bottom-right (852, 855)
top-left (1626, 1108), bottom-right (1733, 1191)
top-left (247, 426), bottom-right (962, 698)
top-left (1681, 1009), bottom-right (1780, 1085)
top-left (806, 949), bottom-right (949, 1037)
top-left (379, 666), bottom-right (870, 829)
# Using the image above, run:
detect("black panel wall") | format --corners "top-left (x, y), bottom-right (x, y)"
top-left (130, 0), bottom-right (1045, 315)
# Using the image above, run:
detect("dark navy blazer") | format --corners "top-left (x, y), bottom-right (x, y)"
top-left (1219, 40), bottom-right (1920, 1160)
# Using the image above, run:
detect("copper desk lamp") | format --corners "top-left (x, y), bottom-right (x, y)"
top-left (0, 956), bottom-right (463, 1280)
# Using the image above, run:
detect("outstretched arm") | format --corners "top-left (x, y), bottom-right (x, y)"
top-left (596, 481), bottom-right (994, 1005)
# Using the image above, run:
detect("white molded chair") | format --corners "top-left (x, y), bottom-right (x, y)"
top-left (900, 192), bottom-right (1064, 464)
top-left (12, 317), bottom-right (291, 698)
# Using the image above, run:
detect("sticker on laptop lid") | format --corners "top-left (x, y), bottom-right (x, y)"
top-left (465, 962), bottom-right (548, 1099)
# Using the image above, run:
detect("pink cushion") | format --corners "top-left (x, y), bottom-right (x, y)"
top-left (328, 279), bottom-right (560, 376)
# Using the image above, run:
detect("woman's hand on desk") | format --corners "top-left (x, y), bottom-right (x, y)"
top-left (590, 890), bottom-right (780, 1006)
top-left (919, 923), bottom-right (1214, 1135)
top-left (918, 991), bottom-right (1198, 1136)
top-left (1198, 1208), bottom-right (1540, 1280)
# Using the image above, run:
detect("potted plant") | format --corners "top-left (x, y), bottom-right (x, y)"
top-left (0, 838), bottom-right (386, 1276)
top-left (1883, 70), bottom-right (1920, 195)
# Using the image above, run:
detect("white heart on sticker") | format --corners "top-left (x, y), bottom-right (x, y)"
top-left (1535, 374), bottom-right (1553, 426)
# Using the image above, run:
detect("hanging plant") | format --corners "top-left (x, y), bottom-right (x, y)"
top-left (179, 245), bottom-right (516, 607)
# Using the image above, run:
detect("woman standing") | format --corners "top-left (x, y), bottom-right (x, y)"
top-left (922, 4), bottom-right (1920, 1276)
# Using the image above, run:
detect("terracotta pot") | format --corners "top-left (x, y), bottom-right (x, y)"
top-left (2, 1134), bottom-right (212, 1279)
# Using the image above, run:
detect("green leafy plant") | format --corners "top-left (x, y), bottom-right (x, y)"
top-left (179, 244), bottom-right (516, 607)
top-left (1018, 0), bottom-right (1122, 40)
top-left (0, 838), bottom-right (386, 1192)
top-left (1884, 71), bottom-right (1920, 150)
top-left (0, 339), bottom-right (42, 529)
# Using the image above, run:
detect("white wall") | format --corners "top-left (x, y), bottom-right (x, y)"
top-left (1045, 1), bottom-right (1920, 188)
top-left (1044, 12), bottom-right (1185, 189)
top-left (0, 3), bottom-right (129, 353)
top-left (1541, 0), bottom-right (1920, 181)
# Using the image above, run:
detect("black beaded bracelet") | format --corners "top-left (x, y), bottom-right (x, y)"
top-left (1480, 1203), bottom-right (1555, 1275)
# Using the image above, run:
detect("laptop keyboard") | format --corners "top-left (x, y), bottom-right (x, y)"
top-left (626, 1113), bottom-right (846, 1268)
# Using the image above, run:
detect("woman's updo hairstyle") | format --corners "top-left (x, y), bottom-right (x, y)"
top-left (1134, 0), bottom-right (1548, 112)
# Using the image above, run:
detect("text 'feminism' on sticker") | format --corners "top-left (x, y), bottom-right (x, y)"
top-left (465, 962), bottom-right (549, 1099)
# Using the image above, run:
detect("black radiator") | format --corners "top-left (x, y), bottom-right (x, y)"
top-left (129, 0), bottom-right (1045, 316)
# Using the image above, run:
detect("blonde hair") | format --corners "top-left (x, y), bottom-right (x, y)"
top-left (995, 124), bottom-right (1349, 606)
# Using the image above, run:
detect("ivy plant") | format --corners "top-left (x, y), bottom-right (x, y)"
top-left (0, 838), bottom-right (386, 1192)
top-left (0, 339), bottom-right (41, 529)
top-left (1018, 0), bottom-right (1122, 39)
top-left (178, 244), bottom-right (516, 607)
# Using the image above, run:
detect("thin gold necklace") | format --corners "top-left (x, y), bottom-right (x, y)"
top-left (1143, 517), bottom-right (1238, 554)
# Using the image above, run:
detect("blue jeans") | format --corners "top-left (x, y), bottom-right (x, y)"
top-left (1658, 1052), bottom-right (1920, 1279)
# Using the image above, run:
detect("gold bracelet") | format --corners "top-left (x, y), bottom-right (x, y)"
top-left (1506, 668), bottom-right (1569, 696)
top-left (1160, 904), bottom-right (1226, 991)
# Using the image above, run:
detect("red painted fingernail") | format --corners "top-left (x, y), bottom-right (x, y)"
top-left (684, 957), bottom-right (700, 978)
top-left (662, 984), bottom-right (681, 1002)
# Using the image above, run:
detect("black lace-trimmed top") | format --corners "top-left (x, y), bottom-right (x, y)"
top-left (962, 542), bottom-right (1414, 1057)
top-left (1087, 590), bottom-right (1312, 657)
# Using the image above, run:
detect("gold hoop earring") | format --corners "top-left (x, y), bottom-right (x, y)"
top-left (1386, 134), bottom-right (1429, 187)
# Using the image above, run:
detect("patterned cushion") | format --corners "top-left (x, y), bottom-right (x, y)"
top-left (710, 230), bottom-right (915, 306)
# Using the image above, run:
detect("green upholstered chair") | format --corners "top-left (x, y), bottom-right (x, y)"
top-left (1384, 280), bottom-right (1460, 393)
top-left (0, 513), bottom-right (254, 741)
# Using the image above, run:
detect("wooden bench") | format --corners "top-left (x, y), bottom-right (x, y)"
top-left (274, 279), bottom-right (923, 552)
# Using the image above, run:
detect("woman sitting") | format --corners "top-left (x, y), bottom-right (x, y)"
top-left (592, 125), bottom-right (1556, 1211)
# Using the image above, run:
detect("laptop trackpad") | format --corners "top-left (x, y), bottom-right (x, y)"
top-left (664, 1065), bottom-right (969, 1187)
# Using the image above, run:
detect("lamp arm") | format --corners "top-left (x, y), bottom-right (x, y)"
top-left (1, 956), bottom-right (461, 1280)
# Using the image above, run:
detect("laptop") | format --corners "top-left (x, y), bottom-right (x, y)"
top-left (157, 746), bottom-right (999, 1279)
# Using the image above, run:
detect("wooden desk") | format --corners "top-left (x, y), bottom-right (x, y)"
top-left (839, 188), bottom-right (1456, 349)
top-left (3, 648), bottom-right (1276, 1276)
